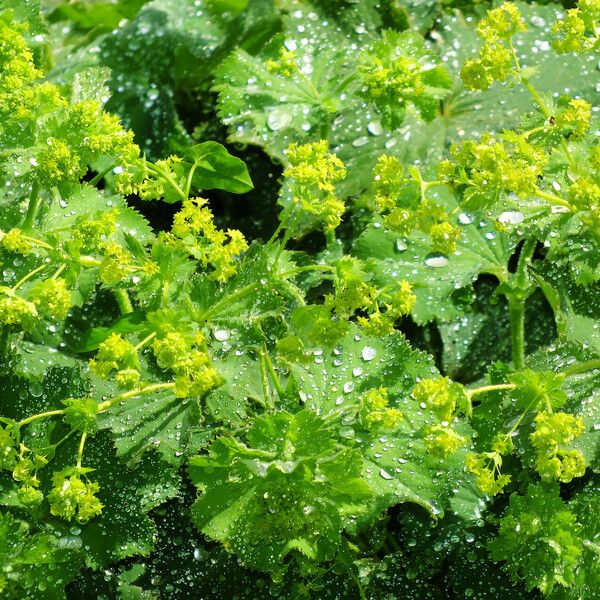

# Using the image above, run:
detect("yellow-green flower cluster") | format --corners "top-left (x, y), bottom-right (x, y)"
top-left (367, 156), bottom-right (461, 254)
top-left (47, 471), bottom-right (103, 523)
top-left (13, 453), bottom-right (47, 506)
top-left (460, 3), bottom-right (526, 91)
top-left (1, 228), bottom-right (32, 254)
top-left (467, 434), bottom-right (513, 496)
top-left (98, 242), bottom-right (135, 285)
top-left (284, 141), bottom-right (347, 234)
top-left (0, 17), bottom-right (139, 191)
top-left (412, 377), bottom-right (458, 422)
top-left (0, 429), bottom-right (48, 507)
top-left (89, 333), bottom-right (140, 389)
top-left (152, 330), bottom-right (222, 398)
top-left (74, 210), bottom-right (119, 252)
top-left (357, 279), bottom-right (416, 335)
top-left (438, 132), bottom-right (547, 203)
top-left (172, 349), bottom-right (222, 398)
top-left (115, 155), bottom-right (181, 200)
top-left (555, 98), bottom-right (592, 141)
top-left (30, 278), bottom-right (72, 320)
top-left (551, 1), bottom-right (600, 54)
top-left (171, 198), bottom-right (248, 281)
top-left (371, 155), bottom-right (405, 212)
top-left (358, 30), bottom-right (452, 125)
top-left (530, 411), bottom-right (587, 483)
top-left (359, 387), bottom-right (403, 433)
top-left (0, 19), bottom-right (64, 129)
top-left (0, 289), bottom-right (38, 331)
top-left (424, 424), bottom-right (465, 458)
top-left (327, 257), bottom-right (377, 316)
top-left (429, 222), bottom-right (461, 255)
top-left (412, 377), bottom-right (466, 458)
top-left (266, 47), bottom-right (298, 77)
top-left (476, 2), bottom-right (527, 42)
top-left (66, 100), bottom-right (138, 162)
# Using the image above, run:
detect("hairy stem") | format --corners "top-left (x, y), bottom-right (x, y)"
top-left (76, 427), bottom-right (87, 469)
top-left (563, 359), bottom-right (600, 377)
top-left (261, 348), bottom-right (284, 397)
top-left (508, 296), bottom-right (526, 371)
top-left (114, 289), bottom-right (134, 315)
top-left (97, 382), bottom-right (176, 412)
top-left (18, 409), bottom-right (64, 427)
top-left (466, 383), bottom-right (516, 399)
top-left (199, 283), bottom-right (259, 322)
top-left (22, 183), bottom-right (40, 233)
top-left (12, 264), bottom-right (47, 291)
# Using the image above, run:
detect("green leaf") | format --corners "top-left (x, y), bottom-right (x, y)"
top-left (354, 188), bottom-right (512, 324)
top-left (489, 482), bottom-right (585, 594)
top-left (68, 434), bottom-right (179, 569)
top-left (432, 2), bottom-right (599, 148)
top-left (0, 512), bottom-right (82, 599)
top-left (527, 342), bottom-right (600, 472)
top-left (186, 141), bottom-right (253, 194)
top-left (96, 0), bottom-right (280, 156)
top-left (189, 409), bottom-right (372, 572)
top-left (98, 387), bottom-right (211, 466)
top-left (286, 325), bottom-right (478, 519)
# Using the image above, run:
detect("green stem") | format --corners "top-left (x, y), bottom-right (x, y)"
top-left (114, 289), bottom-right (134, 315)
top-left (261, 348), bottom-right (284, 397)
top-left (22, 235), bottom-right (53, 251)
top-left (12, 263), bottom-right (47, 291)
top-left (508, 296), bottom-right (526, 371)
top-left (319, 120), bottom-right (331, 143)
top-left (51, 264), bottom-right (66, 279)
top-left (199, 283), bottom-right (259, 323)
top-left (466, 383), bottom-right (516, 399)
top-left (22, 183), bottom-right (40, 233)
top-left (348, 571), bottom-right (367, 600)
top-left (0, 326), bottom-right (10, 362)
top-left (184, 162), bottom-right (198, 199)
top-left (90, 163), bottom-right (117, 187)
top-left (267, 200), bottom-right (298, 246)
top-left (97, 382), bottom-right (175, 412)
top-left (147, 163), bottom-right (186, 201)
top-left (563, 359), bottom-right (600, 377)
top-left (18, 409), bottom-right (64, 427)
top-left (535, 189), bottom-right (573, 210)
top-left (76, 427), bottom-right (87, 469)
top-left (133, 331), bottom-right (156, 352)
top-left (278, 281), bottom-right (306, 306)
top-left (272, 226), bottom-right (296, 269)
top-left (259, 351), bottom-right (274, 411)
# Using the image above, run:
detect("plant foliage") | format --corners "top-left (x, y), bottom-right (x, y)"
top-left (0, 0), bottom-right (599, 598)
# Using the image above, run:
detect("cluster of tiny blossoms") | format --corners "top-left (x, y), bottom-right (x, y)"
top-left (152, 330), bottom-right (222, 398)
top-left (370, 155), bottom-right (461, 255)
top-left (551, 0), bottom-right (600, 54)
top-left (325, 256), bottom-right (416, 335)
top-left (284, 141), bottom-right (347, 234)
top-left (359, 387), bottom-right (403, 433)
top-left (358, 30), bottom-right (452, 127)
top-left (530, 411), bottom-right (586, 483)
top-left (170, 198), bottom-right (248, 281)
top-left (0, 425), bottom-right (102, 523)
top-left (88, 328), bottom-right (222, 400)
top-left (0, 18), bottom-right (138, 191)
top-left (460, 3), bottom-right (526, 90)
top-left (412, 378), bottom-right (466, 458)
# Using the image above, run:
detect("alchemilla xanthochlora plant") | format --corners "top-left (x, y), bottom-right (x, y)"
top-left (0, 0), bottom-right (599, 598)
